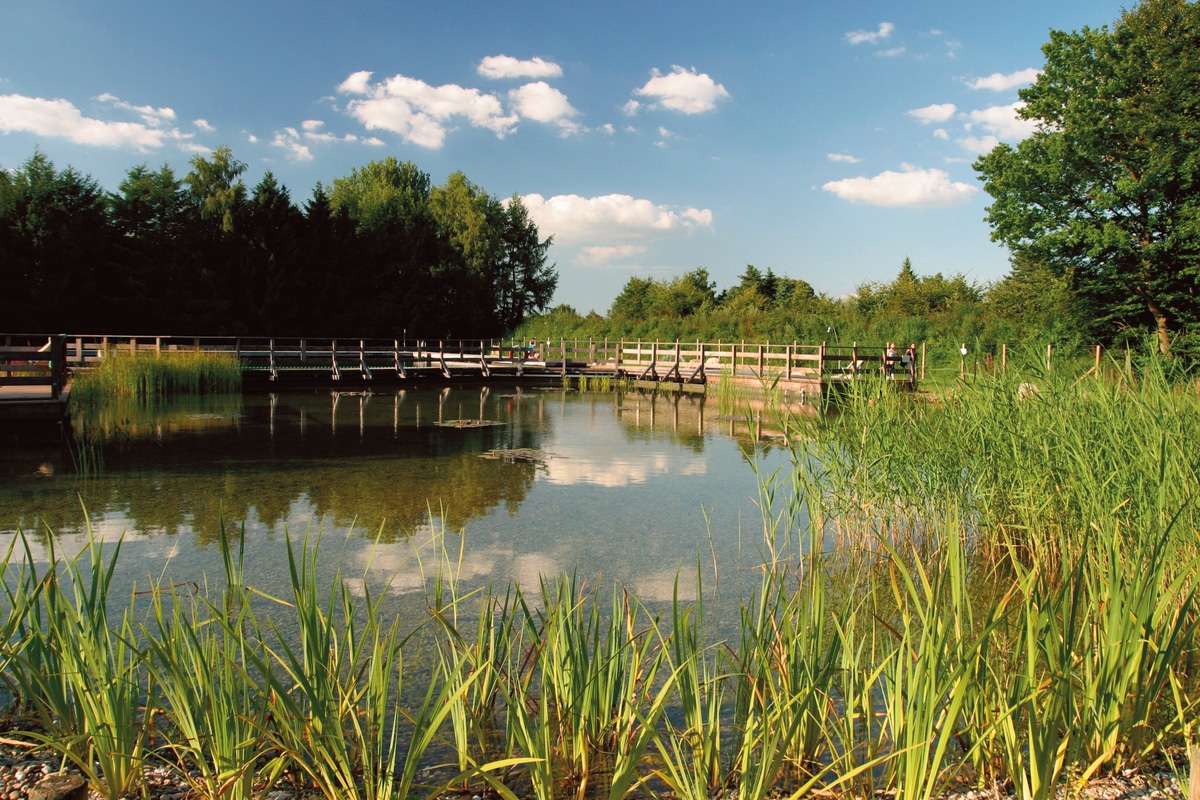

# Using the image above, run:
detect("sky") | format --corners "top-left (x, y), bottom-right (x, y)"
top-left (1, 0), bottom-right (1130, 315)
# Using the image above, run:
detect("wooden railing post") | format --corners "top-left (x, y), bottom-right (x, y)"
top-left (50, 334), bottom-right (66, 399)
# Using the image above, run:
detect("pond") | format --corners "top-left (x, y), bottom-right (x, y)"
top-left (0, 383), bottom-right (799, 619)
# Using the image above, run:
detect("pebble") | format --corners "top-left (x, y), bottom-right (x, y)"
top-left (0, 742), bottom-right (1189, 799)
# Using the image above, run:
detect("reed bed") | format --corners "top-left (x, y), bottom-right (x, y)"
top-left (3, 362), bottom-right (1199, 799)
top-left (70, 351), bottom-right (242, 404)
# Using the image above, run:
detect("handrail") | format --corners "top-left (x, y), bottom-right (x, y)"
top-left (0, 334), bottom-right (67, 399)
top-left (9, 334), bottom-right (923, 387)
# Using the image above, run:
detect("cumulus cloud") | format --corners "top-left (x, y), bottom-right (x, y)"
top-left (193, 118), bottom-right (215, 132)
top-left (846, 22), bottom-right (895, 45)
top-left (508, 81), bottom-right (580, 133)
top-left (478, 55), bottom-right (563, 80)
top-left (338, 69), bottom-right (587, 146)
top-left (0, 92), bottom-right (181, 150)
top-left (822, 165), bottom-right (977, 207)
top-left (958, 134), bottom-right (1001, 154)
top-left (827, 153), bottom-right (862, 164)
top-left (338, 70), bottom-right (518, 148)
top-left (520, 193), bottom-right (714, 244)
top-left (632, 66), bottom-right (729, 114)
top-left (908, 103), bottom-right (957, 124)
top-left (967, 102), bottom-right (1036, 139)
top-left (968, 68), bottom-right (1039, 91)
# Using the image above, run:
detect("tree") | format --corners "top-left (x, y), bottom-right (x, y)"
top-left (0, 151), bottom-right (114, 331)
top-left (185, 145), bottom-right (247, 233)
top-left (974, 0), bottom-right (1200, 353)
top-left (493, 196), bottom-right (557, 331)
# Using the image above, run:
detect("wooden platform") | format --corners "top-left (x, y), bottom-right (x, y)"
top-left (0, 384), bottom-right (71, 423)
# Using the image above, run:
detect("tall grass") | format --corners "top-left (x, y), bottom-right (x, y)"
top-left (71, 351), bottom-right (241, 404)
top-left (3, 358), bottom-right (1199, 799)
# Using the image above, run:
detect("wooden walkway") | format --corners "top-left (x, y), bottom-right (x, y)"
top-left (0, 336), bottom-right (70, 424)
top-left (52, 335), bottom-right (918, 397)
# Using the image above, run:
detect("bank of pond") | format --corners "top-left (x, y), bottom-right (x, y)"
top-left (4, 358), bottom-right (1200, 800)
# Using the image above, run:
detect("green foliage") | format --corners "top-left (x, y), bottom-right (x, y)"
top-left (974, 0), bottom-right (1200, 354)
top-left (0, 148), bottom-right (556, 338)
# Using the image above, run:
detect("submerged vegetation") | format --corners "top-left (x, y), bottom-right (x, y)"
top-left (4, 356), bottom-right (1200, 799)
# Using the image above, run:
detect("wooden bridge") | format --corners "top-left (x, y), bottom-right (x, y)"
top-left (49, 335), bottom-right (918, 396)
top-left (0, 335), bottom-right (69, 425)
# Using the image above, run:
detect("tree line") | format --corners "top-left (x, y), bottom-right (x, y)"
top-left (512, 259), bottom-right (1069, 353)
top-left (0, 147), bottom-right (557, 338)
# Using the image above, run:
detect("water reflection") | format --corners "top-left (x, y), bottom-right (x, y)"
top-left (1, 384), bottom-right (795, 607)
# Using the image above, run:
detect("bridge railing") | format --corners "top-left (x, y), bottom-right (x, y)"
top-left (55, 334), bottom-right (919, 385)
top-left (0, 334), bottom-right (67, 398)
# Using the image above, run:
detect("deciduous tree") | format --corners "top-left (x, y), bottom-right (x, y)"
top-left (975, 0), bottom-right (1200, 353)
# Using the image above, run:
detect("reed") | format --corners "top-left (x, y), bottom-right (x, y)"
top-left (71, 350), bottom-right (241, 403)
top-left (142, 523), bottom-right (273, 800)
top-left (2, 359), bottom-right (1199, 799)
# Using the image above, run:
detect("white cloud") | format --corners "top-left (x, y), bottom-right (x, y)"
top-left (478, 55), bottom-right (563, 80)
top-left (933, 128), bottom-right (949, 140)
top-left (0, 93), bottom-right (177, 150)
top-left (827, 153), bottom-right (862, 164)
top-left (622, 99), bottom-right (641, 116)
top-left (520, 193), bottom-right (715, 243)
top-left (633, 66), bottom-right (729, 114)
top-left (508, 81), bottom-right (581, 133)
top-left (822, 165), bottom-right (977, 207)
top-left (577, 244), bottom-right (648, 266)
top-left (966, 102), bottom-right (1037, 141)
top-left (271, 122), bottom-right (362, 160)
top-left (271, 128), bottom-right (313, 162)
top-left (846, 22), bottom-right (895, 45)
top-left (97, 93), bottom-right (176, 126)
top-left (908, 103), bottom-right (957, 124)
top-left (338, 70), bottom-right (373, 95)
top-left (878, 47), bottom-right (906, 58)
top-left (968, 68), bottom-right (1039, 92)
top-left (958, 134), bottom-right (1001, 154)
top-left (337, 70), bottom-right (518, 148)
top-left (599, 123), bottom-right (615, 135)
top-left (193, 118), bottom-right (214, 132)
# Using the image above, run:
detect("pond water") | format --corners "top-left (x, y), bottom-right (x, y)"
top-left (0, 384), bottom-right (799, 618)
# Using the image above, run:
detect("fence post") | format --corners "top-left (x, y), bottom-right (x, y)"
top-left (561, 339), bottom-right (566, 376)
top-left (50, 334), bottom-right (66, 400)
top-left (1094, 344), bottom-right (1101, 374)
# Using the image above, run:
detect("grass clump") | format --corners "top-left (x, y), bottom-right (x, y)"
top-left (70, 351), bottom-right (241, 404)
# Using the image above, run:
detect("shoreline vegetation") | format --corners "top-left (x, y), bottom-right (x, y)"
top-left (69, 351), bottom-right (242, 406)
top-left (6, 356), bottom-right (1199, 800)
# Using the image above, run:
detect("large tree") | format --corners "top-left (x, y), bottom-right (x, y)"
top-left (974, 0), bottom-right (1200, 353)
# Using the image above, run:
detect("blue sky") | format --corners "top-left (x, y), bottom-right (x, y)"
top-left (1, 0), bottom-right (1128, 315)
